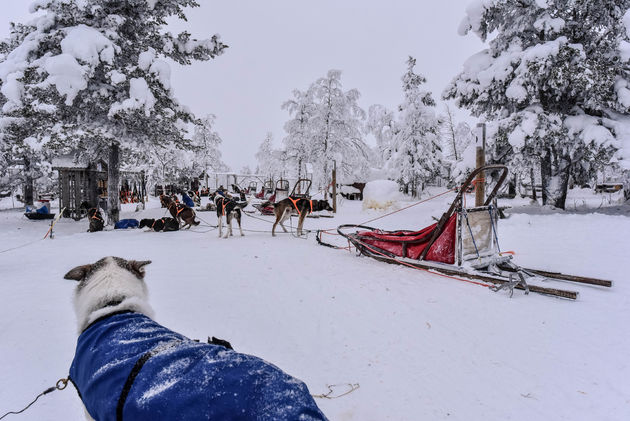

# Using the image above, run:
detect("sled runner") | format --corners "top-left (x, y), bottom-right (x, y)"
top-left (24, 212), bottom-right (55, 220)
top-left (326, 165), bottom-right (612, 300)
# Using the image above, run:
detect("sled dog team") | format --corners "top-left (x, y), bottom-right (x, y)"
top-left (91, 188), bottom-right (333, 238)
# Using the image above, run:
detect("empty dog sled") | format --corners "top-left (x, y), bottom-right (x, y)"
top-left (322, 165), bottom-right (612, 300)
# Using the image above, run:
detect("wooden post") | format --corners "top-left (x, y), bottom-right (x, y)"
top-left (23, 156), bottom-right (34, 205)
top-left (475, 123), bottom-right (486, 207)
top-left (108, 142), bottom-right (120, 225)
top-left (332, 160), bottom-right (337, 213)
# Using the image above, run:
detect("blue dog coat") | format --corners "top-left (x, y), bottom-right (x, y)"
top-left (114, 219), bottom-right (139, 229)
top-left (182, 193), bottom-right (195, 208)
top-left (69, 312), bottom-right (327, 421)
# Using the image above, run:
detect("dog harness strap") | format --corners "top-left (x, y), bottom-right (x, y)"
top-left (310, 200), bottom-right (313, 213)
top-left (222, 199), bottom-right (228, 216)
top-left (151, 219), bottom-right (157, 229)
top-left (289, 197), bottom-right (301, 216)
top-left (116, 339), bottom-right (181, 421)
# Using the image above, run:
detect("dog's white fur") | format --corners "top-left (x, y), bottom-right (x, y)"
top-left (72, 257), bottom-right (154, 332)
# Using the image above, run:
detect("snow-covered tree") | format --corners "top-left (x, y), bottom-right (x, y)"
top-left (440, 105), bottom-right (475, 183)
top-left (366, 104), bottom-right (397, 169)
top-left (0, 0), bottom-right (226, 222)
top-left (388, 57), bottom-right (443, 197)
top-left (282, 89), bottom-right (315, 179)
top-left (445, 0), bottom-right (630, 209)
top-left (255, 132), bottom-right (278, 179)
top-left (306, 70), bottom-right (369, 188)
top-left (191, 114), bottom-right (226, 176)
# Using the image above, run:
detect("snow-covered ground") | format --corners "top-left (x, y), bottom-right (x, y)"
top-left (1, 189), bottom-right (629, 420)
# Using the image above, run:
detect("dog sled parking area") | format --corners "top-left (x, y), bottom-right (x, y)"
top-left (0, 191), bottom-right (629, 420)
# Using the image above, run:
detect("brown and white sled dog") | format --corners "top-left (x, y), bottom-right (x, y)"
top-left (272, 197), bottom-right (333, 237)
top-left (160, 195), bottom-right (200, 229)
top-left (211, 192), bottom-right (245, 238)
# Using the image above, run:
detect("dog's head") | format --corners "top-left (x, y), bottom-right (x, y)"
top-left (65, 257), bottom-right (153, 332)
top-left (139, 218), bottom-right (154, 228)
top-left (316, 200), bottom-right (333, 212)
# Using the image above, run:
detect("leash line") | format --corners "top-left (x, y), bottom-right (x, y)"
top-left (0, 378), bottom-right (68, 420)
top-left (318, 187), bottom-right (458, 236)
top-left (312, 383), bottom-right (360, 399)
top-left (0, 239), bottom-right (42, 254)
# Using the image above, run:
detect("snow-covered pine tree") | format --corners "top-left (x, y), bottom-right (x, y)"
top-left (445, 0), bottom-right (630, 209)
top-left (389, 57), bottom-right (443, 197)
top-left (0, 20), bottom-right (58, 204)
top-left (0, 0), bottom-right (226, 222)
top-left (282, 88), bottom-right (315, 180)
top-left (306, 70), bottom-right (368, 189)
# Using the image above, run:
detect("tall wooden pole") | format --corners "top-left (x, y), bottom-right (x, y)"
top-left (475, 123), bottom-right (486, 207)
top-left (108, 142), bottom-right (120, 225)
top-left (332, 160), bottom-right (337, 213)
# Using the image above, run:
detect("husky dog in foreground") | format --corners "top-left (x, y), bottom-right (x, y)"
top-left (65, 257), bottom-right (327, 420)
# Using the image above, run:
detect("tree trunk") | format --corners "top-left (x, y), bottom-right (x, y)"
top-left (530, 167), bottom-right (537, 202)
top-left (540, 150), bottom-right (551, 205)
top-left (88, 164), bottom-right (98, 208)
top-left (552, 155), bottom-right (571, 210)
top-left (23, 156), bottom-right (34, 205)
top-left (108, 142), bottom-right (120, 225)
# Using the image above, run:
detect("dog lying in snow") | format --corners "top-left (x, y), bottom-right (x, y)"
top-left (64, 257), bottom-right (327, 421)
top-left (272, 198), bottom-right (333, 237)
top-left (138, 218), bottom-right (179, 232)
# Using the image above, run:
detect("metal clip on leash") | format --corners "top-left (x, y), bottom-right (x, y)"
top-left (0, 378), bottom-right (69, 420)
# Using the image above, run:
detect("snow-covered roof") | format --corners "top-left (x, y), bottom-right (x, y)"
top-left (51, 154), bottom-right (89, 169)
top-left (339, 185), bottom-right (360, 194)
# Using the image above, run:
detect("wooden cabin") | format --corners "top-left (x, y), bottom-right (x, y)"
top-left (52, 155), bottom-right (145, 220)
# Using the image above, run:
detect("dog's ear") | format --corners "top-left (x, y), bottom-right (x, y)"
top-left (127, 260), bottom-right (152, 278)
top-left (64, 264), bottom-right (93, 281)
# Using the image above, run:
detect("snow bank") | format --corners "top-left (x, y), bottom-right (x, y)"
top-left (362, 180), bottom-right (404, 210)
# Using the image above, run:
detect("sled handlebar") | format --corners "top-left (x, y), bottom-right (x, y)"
top-left (418, 164), bottom-right (508, 261)
top-left (459, 164), bottom-right (509, 206)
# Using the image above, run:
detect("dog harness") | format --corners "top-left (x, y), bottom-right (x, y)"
top-left (69, 312), bottom-right (327, 421)
top-left (288, 197), bottom-right (313, 217)
top-left (89, 208), bottom-right (103, 221)
top-left (220, 198), bottom-right (230, 216)
top-left (168, 202), bottom-right (187, 217)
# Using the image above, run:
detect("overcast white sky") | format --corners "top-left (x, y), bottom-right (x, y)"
top-left (0, 0), bottom-right (484, 170)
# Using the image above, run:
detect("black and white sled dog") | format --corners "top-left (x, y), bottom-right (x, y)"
top-left (210, 192), bottom-right (246, 238)
top-left (138, 217), bottom-right (179, 232)
top-left (64, 257), bottom-right (327, 421)
top-left (86, 207), bottom-right (104, 233)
